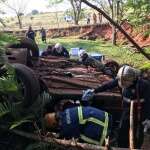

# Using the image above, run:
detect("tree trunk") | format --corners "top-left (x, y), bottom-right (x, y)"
top-left (0, 18), bottom-right (6, 27)
top-left (74, 18), bottom-right (78, 25)
top-left (17, 15), bottom-right (22, 29)
top-left (56, 11), bottom-right (59, 29)
top-left (111, 0), bottom-right (116, 45)
top-left (112, 26), bottom-right (116, 45)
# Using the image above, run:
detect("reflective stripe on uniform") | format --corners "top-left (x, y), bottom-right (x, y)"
top-left (100, 112), bottom-right (108, 145)
top-left (80, 134), bottom-right (100, 145)
top-left (123, 97), bottom-right (144, 103)
top-left (78, 106), bottom-right (109, 145)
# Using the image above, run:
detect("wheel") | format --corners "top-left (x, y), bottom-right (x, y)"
top-left (105, 60), bottom-right (120, 76)
top-left (13, 63), bottom-right (40, 107)
top-left (6, 37), bottom-right (39, 66)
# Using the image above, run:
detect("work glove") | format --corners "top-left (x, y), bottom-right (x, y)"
top-left (81, 89), bottom-right (95, 105)
top-left (142, 119), bottom-right (150, 133)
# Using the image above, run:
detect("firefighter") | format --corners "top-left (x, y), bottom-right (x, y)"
top-left (41, 45), bottom-right (54, 56)
top-left (53, 43), bottom-right (70, 58)
top-left (26, 26), bottom-right (36, 41)
top-left (80, 52), bottom-right (115, 77)
top-left (44, 106), bottom-right (112, 146)
top-left (40, 27), bottom-right (47, 43)
top-left (82, 65), bottom-right (150, 148)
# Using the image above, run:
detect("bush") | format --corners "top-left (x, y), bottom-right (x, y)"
top-left (31, 10), bottom-right (39, 15)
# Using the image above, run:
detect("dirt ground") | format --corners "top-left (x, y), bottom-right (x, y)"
top-left (47, 21), bottom-right (150, 48)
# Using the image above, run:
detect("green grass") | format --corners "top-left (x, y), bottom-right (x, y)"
top-left (38, 37), bottom-right (150, 68)
top-left (0, 33), bottom-right (18, 57)
top-left (0, 33), bottom-right (18, 47)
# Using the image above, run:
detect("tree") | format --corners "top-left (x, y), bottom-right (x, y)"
top-left (81, 0), bottom-right (150, 60)
top-left (124, 0), bottom-right (150, 26)
top-left (31, 9), bottom-right (39, 15)
top-left (91, 0), bottom-right (125, 45)
top-left (0, 0), bottom-right (6, 27)
top-left (69, 0), bottom-right (82, 25)
top-left (48, 0), bottom-right (63, 29)
top-left (48, 0), bottom-right (82, 25)
top-left (1, 0), bottom-right (29, 29)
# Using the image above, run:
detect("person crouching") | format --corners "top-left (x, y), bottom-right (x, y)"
top-left (44, 106), bottom-right (112, 146)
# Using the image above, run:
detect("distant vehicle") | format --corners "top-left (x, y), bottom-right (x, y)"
top-left (64, 15), bottom-right (73, 22)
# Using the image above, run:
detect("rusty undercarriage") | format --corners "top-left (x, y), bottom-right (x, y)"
top-left (33, 55), bottom-right (122, 111)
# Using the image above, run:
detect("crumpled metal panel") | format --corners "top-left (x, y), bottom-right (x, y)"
top-left (33, 56), bottom-right (122, 112)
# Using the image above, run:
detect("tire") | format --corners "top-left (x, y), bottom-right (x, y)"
top-left (13, 63), bottom-right (40, 107)
top-left (6, 37), bottom-right (39, 66)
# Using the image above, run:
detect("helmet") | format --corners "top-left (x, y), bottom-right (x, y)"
top-left (55, 43), bottom-right (62, 49)
top-left (117, 65), bottom-right (141, 88)
top-left (55, 43), bottom-right (63, 53)
top-left (80, 51), bottom-right (88, 60)
top-left (44, 113), bottom-right (57, 128)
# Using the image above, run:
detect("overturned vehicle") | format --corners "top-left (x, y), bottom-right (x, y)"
top-left (0, 37), bottom-right (149, 150)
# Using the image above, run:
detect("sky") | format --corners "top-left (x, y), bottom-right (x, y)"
top-left (0, 0), bottom-right (71, 17)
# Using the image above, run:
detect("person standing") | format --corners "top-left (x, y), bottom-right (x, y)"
top-left (98, 12), bottom-right (102, 24)
top-left (40, 27), bottom-right (47, 43)
top-left (86, 14), bottom-right (91, 24)
top-left (26, 26), bottom-right (36, 41)
top-left (93, 13), bottom-right (97, 24)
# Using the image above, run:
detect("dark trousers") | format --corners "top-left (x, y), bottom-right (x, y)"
top-left (118, 109), bottom-right (144, 148)
top-left (42, 36), bottom-right (46, 42)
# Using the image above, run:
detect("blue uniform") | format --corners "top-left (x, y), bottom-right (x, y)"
top-left (26, 30), bottom-right (35, 41)
top-left (53, 47), bottom-right (70, 58)
top-left (58, 106), bottom-right (112, 145)
top-left (94, 78), bottom-right (150, 119)
top-left (94, 78), bottom-right (150, 148)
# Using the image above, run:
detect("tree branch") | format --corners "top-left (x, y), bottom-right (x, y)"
top-left (81, 0), bottom-right (150, 60)
top-left (4, 128), bottom-right (130, 150)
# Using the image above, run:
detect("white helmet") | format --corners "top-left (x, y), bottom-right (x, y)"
top-left (55, 43), bottom-right (62, 49)
top-left (117, 65), bottom-right (141, 88)
top-left (55, 43), bottom-right (63, 53)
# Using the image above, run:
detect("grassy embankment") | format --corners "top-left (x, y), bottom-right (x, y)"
top-left (0, 33), bottom-right (149, 69)
top-left (0, 33), bottom-right (18, 57)
top-left (38, 37), bottom-right (150, 68)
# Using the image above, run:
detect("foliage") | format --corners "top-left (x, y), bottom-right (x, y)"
top-left (124, 0), bottom-right (150, 26)
top-left (143, 29), bottom-right (150, 38)
top-left (0, 91), bottom-right (53, 149)
top-left (48, 0), bottom-right (63, 6)
top-left (64, 8), bottom-right (86, 21)
top-left (9, 116), bottom-right (33, 129)
top-left (0, 102), bottom-right (12, 118)
top-left (0, 33), bottom-right (18, 59)
top-left (0, 101), bottom-right (34, 129)
top-left (0, 64), bottom-right (18, 94)
top-left (0, 33), bottom-right (18, 47)
top-left (31, 10), bottom-right (39, 15)
top-left (0, 0), bottom-right (29, 28)
top-left (48, 0), bottom-right (82, 25)
top-left (139, 62), bottom-right (150, 71)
